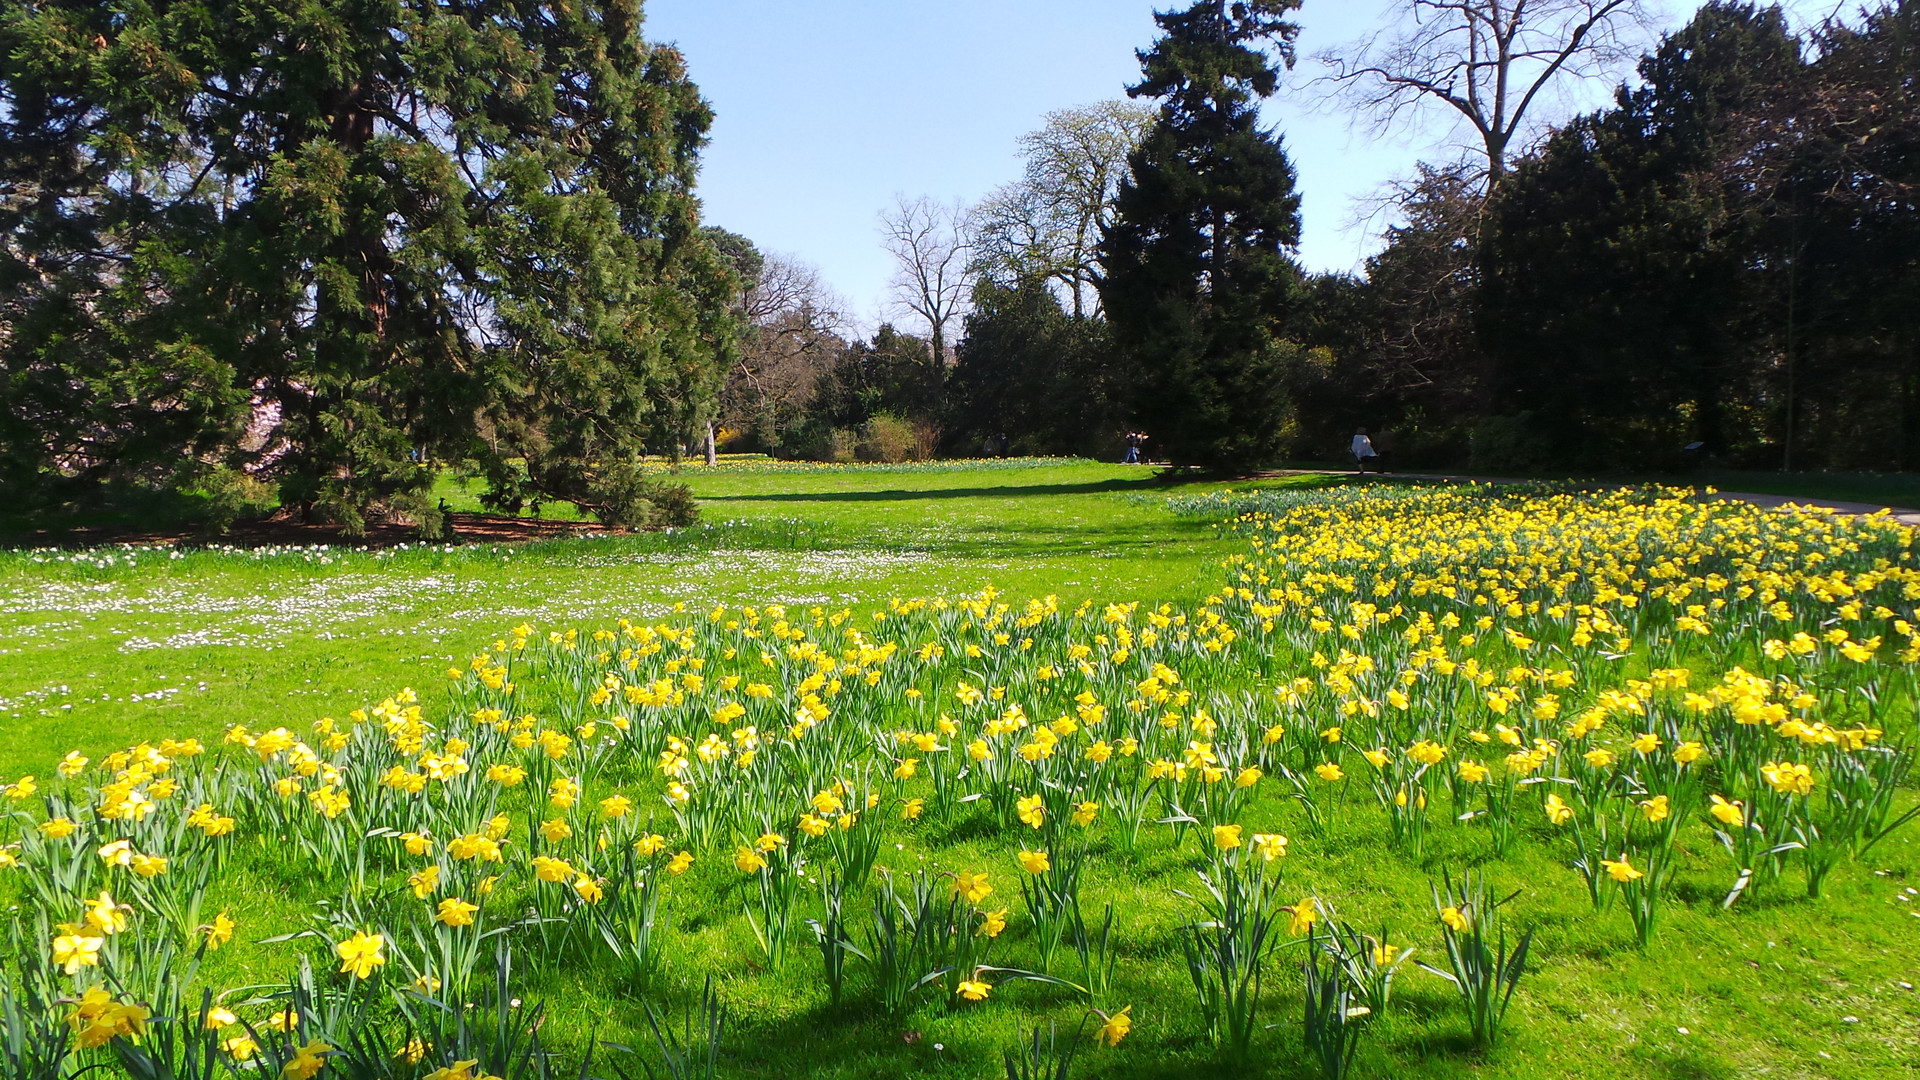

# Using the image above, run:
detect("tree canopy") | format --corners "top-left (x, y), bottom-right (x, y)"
top-left (0, 0), bottom-right (738, 531)
top-left (1100, 0), bottom-right (1311, 472)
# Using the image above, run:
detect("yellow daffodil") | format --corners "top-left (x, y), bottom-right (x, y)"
top-left (953, 870), bottom-right (993, 905)
top-left (1287, 897), bottom-right (1318, 936)
top-left (335, 930), bottom-right (386, 979)
top-left (282, 1039), bottom-right (332, 1080)
top-left (1097, 1006), bottom-right (1132, 1046)
top-left (437, 897), bottom-right (478, 927)
top-left (1601, 855), bottom-right (1644, 883)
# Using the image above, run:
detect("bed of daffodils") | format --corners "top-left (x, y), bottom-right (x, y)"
top-left (3, 485), bottom-right (1916, 1079)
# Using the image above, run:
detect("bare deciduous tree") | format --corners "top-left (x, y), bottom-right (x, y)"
top-left (973, 101), bottom-right (1154, 317)
top-left (722, 253), bottom-right (848, 450)
top-left (1321, 0), bottom-right (1651, 185)
top-left (879, 195), bottom-right (973, 383)
top-left (971, 181), bottom-right (1069, 295)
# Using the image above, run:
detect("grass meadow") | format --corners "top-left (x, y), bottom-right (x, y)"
top-left (1, 460), bottom-right (1916, 1080)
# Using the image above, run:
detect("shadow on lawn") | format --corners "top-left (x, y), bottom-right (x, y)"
top-left (700, 478), bottom-right (1154, 503)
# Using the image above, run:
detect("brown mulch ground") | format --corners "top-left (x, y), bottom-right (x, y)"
top-left (6, 512), bottom-right (627, 550)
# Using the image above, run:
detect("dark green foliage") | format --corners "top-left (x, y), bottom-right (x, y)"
top-left (1289, 166), bottom-right (1486, 466)
top-left (0, 0), bottom-right (737, 532)
top-left (1100, 0), bottom-right (1310, 473)
top-left (1482, 3), bottom-right (1804, 470)
top-left (1283, 2), bottom-right (1919, 476)
top-left (1760, 1), bottom-right (1920, 470)
top-left (945, 281), bottom-right (1127, 459)
top-left (1476, 1), bottom-right (1920, 471)
top-left (777, 325), bottom-right (936, 461)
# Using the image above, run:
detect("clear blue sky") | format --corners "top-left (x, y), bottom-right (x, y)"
top-left (644, 0), bottom-right (1835, 330)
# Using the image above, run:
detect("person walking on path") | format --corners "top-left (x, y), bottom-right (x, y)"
top-left (1122, 432), bottom-right (1145, 464)
top-left (1352, 428), bottom-right (1381, 475)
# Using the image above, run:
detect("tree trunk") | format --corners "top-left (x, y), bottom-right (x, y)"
top-left (930, 325), bottom-right (946, 407)
top-left (705, 420), bottom-right (717, 466)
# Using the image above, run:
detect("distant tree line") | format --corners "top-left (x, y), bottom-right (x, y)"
top-left (741, 0), bottom-right (1916, 476)
top-left (1301, 0), bottom-right (1919, 474)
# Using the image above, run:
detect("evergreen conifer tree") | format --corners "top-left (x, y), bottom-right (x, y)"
top-left (1099, 0), bottom-right (1307, 471)
top-left (0, 0), bottom-right (736, 531)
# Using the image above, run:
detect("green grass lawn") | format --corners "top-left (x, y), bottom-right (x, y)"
top-left (1, 462), bottom-right (1305, 768)
top-left (1, 461), bottom-right (1916, 1080)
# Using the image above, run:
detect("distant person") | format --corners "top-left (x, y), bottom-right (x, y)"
top-left (1352, 428), bottom-right (1381, 475)
top-left (1122, 431), bottom-right (1144, 464)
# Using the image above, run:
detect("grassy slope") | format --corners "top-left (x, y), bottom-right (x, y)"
top-left (1, 461), bottom-right (1916, 1080)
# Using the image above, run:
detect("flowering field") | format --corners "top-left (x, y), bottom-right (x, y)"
top-left (3, 472), bottom-right (1918, 1079)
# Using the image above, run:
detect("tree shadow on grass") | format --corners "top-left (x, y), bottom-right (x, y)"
top-left (701, 479), bottom-right (1151, 504)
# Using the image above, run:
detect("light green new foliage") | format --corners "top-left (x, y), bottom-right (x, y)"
top-left (0, 460), bottom-right (1916, 1080)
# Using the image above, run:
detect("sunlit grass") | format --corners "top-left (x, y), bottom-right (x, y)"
top-left (0, 465), bottom-right (1915, 1080)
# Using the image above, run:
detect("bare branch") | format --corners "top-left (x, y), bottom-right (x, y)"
top-left (879, 194), bottom-right (973, 368)
top-left (1316, 0), bottom-right (1652, 182)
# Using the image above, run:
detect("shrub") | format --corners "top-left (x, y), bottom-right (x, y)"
top-left (1468, 413), bottom-right (1551, 473)
top-left (574, 461), bottom-right (698, 528)
top-left (856, 416), bottom-right (919, 463)
top-left (193, 467), bottom-right (279, 534)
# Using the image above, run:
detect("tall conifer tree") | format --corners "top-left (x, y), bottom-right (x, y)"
top-left (0, 0), bottom-right (737, 531)
top-left (1100, 0), bottom-right (1307, 472)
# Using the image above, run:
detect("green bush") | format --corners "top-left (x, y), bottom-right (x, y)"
top-left (570, 461), bottom-right (700, 529)
top-left (1468, 413), bottom-right (1552, 473)
top-left (856, 416), bottom-right (920, 463)
top-left (193, 467), bottom-right (280, 535)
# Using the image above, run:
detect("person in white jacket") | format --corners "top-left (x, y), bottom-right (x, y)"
top-left (1351, 428), bottom-right (1380, 475)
